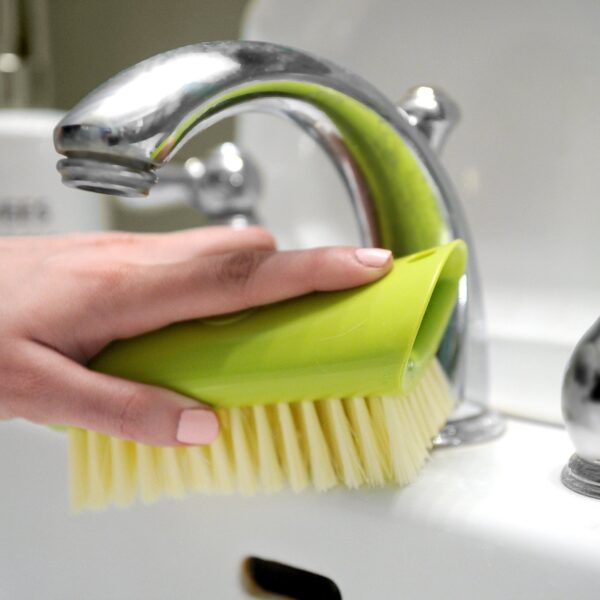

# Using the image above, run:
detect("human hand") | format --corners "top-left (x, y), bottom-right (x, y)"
top-left (0, 228), bottom-right (392, 446)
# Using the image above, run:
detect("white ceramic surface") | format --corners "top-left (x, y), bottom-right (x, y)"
top-left (1, 417), bottom-right (598, 599)
top-left (0, 110), bottom-right (106, 235)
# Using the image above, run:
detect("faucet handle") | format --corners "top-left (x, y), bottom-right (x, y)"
top-left (190, 143), bottom-right (260, 226)
top-left (397, 86), bottom-right (460, 154)
top-left (562, 316), bottom-right (600, 499)
top-left (113, 143), bottom-right (261, 227)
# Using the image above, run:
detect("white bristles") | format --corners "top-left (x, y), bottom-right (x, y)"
top-left (208, 410), bottom-right (235, 493)
top-left (109, 437), bottom-right (136, 507)
top-left (230, 407), bottom-right (258, 495)
top-left (252, 405), bottom-right (284, 493)
top-left (274, 402), bottom-right (308, 491)
top-left (318, 398), bottom-right (364, 488)
top-left (157, 447), bottom-right (186, 499)
top-left (296, 400), bottom-right (338, 491)
top-left (68, 359), bottom-right (453, 510)
top-left (136, 444), bottom-right (161, 504)
top-left (345, 396), bottom-right (389, 485)
top-left (184, 446), bottom-right (213, 492)
top-left (86, 430), bottom-right (111, 510)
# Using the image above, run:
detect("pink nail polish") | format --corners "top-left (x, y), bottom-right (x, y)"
top-left (177, 409), bottom-right (219, 445)
top-left (355, 247), bottom-right (392, 268)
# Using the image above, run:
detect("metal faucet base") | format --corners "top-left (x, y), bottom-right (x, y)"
top-left (434, 402), bottom-right (506, 447)
top-left (561, 454), bottom-right (600, 500)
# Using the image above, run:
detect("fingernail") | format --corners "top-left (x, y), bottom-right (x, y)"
top-left (355, 248), bottom-right (392, 268)
top-left (176, 409), bottom-right (219, 445)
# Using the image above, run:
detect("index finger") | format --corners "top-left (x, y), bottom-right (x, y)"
top-left (85, 246), bottom-right (393, 348)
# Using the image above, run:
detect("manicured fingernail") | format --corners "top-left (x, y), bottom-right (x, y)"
top-left (177, 409), bottom-right (219, 445)
top-left (355, 248), bottom-right (392, 268)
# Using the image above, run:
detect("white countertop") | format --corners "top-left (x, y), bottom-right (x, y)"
top-left (1, 416), bottom-right (598, 599)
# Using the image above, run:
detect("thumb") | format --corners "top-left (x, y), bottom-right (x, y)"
top-left (15, 344), bottom-right (219, 446)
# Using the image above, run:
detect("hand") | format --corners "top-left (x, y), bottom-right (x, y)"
top-left (0, 228), bottom-right (392, 446)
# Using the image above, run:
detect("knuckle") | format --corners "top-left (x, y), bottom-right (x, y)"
top-left (94, 232), bottom-right (141, 247)
top-left (303, 249), bottom-right (326, 290)
top-left (39, 252), bottom-right (77, 274)
top-left (43, 253), bottom-right (134, 291)
top-left (0, 360), bottom-right (20, 420)
top-left (116, 386), bottom-right (148, 440)
top-left (84, 261), bottom-right (135, 298)
top-left (216, 250), bottom-right (264, 287)
top-left (0, 401), bottom-right (16, 421)
top-left (1, 360), bottom-right (48, 422)
top-left (245, 227), bottom-right (276, 249)
top-left (77, 232), bottom-right (141, 248)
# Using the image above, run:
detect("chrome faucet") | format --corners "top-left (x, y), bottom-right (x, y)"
top-left (53, 40), bottom-right (503, 445)
top-left (562, 317), bottom-right (600, 499)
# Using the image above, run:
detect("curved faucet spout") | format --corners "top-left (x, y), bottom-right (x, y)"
top-left (54, 40), bottom-right (496, 439)
top-left (55, 41), bottom-right (456, 254)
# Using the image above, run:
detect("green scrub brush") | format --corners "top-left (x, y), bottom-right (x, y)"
top-left (68, 240), bottom-right (466, 510)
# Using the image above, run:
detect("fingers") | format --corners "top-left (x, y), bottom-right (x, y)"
top-left (105, 227), bottom-right (276, 263)
top-left (91, 246), bottom-right (393, 341)
top-left (11, 343), bottom-right (218, 446)
top-left (48, 227), bottom-right (277, 264)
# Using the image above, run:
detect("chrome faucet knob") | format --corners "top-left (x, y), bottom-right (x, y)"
top-left (191, 142), bottom-right (260, 226)
top-left (561, 317), bottom-right (600, 499)
top-left (112, 143), bottom-right (260, 227)
top-left (397, 86), bottom-right (460, 153)
top-left (399, 84), bottom-right (500, 446)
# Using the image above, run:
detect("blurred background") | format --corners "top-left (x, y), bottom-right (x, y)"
top-left (1, 0), bottom-right (250, 232)
top-left (50, 0), bottom-right (247, 157)
top-left (49, 1), bottom-right (247, 111)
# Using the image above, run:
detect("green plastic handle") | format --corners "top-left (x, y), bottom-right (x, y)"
top-left (90, 241), bottom-right (466, 408)
top-left (154, 80), bottom-right (450, 257)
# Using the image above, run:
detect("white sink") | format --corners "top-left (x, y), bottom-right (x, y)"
top-left (1, 400), bottom-right (598, 599)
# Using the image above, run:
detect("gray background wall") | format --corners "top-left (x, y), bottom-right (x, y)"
top-left (47, 0), bottom-right (249, 230)
top-left (49, 0), bottom-right (247, 156)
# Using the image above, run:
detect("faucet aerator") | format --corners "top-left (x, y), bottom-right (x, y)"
top-left (56, 157), bottom-right (156, 197)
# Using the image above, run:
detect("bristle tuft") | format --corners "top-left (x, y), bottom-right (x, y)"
top-left (136, 444), bottom-right (161, 504)
top-left (317, 398), bottom-right (364, 488)
top-left (208, 409), bottom-right (235, 493)
top-left (274, 402), bottom-right (308, 491)
top-left (109, 437), bottom-right (136, 507)
top-left (158, 447), bottom-right (186, 499)
top-left (184, 446), bottom-right (213, 492)
top-left (252, 405), bottom-right (284, 493)
top-left (295, 400), bottom-right (338, 491)
top-left (230, 407), bottom-right (258, 495)
top-left (346, 396), bottom-right (389, 485)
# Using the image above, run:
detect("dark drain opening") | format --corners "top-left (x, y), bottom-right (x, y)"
top-left (242, 556), bottom-right (342, 599)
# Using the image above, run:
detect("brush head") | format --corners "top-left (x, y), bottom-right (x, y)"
top-left (68, 242), bottom-right (465, 510)
top-left (69, 359), bottom-right (453, 511)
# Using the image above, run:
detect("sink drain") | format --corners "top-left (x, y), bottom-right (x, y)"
top-left (242, 556), bottom-right (342, 599)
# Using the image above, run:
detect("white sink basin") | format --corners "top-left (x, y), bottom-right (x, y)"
top-left (1, 400), bottom-right (598, 599)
